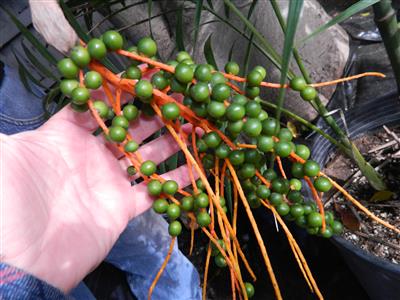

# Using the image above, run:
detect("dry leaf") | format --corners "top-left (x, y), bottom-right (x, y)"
top-left (335, 204), bottom-right (361, 231)
top-left (286, 121), bottom-right (298, 138)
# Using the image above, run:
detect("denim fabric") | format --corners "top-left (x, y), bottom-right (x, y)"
top-left (1, 64), bottom-right (201, 300)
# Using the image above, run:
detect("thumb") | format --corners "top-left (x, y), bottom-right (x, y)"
top-left (29, 0), bottom-right (78, 54)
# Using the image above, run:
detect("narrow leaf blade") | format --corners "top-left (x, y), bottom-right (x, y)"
top-left (204, 34), bottom-right (218, 69)
top-left (301, 0), bottom-right (380, 44)
top-left (193, 0), bottom-right (204, 51)
top-left (176, 7), bottom-right (185, 51)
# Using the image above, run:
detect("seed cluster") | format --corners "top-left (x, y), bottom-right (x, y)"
top-left (56, 30), bottom-right (379, 300)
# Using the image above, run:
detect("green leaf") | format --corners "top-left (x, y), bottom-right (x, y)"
top-left (43, 87), bottom-right (61, 119)
top-left (147, 0), bottom-right (154, 38)
top-left (300, 0), bottom-right (380, 44)
top-left (22, 43), bottom-right (58, 80)
top-left (193, 0), bottom-right (204, 52)
top-left (165, 153), bottom-right (179, 171)
top-left (59, 0), bottom-right (91, 43)
top-left (206, 0), bottom-right (213, 10)
top-left (224, 178), bottom-right (233, 218)
top-left (176, 6), bottom-right (185, 51)
top-left (0, 4), bottom-right (57, 65)
top-left (241, 32), bottom-right (254, 78)
top-left (224, 2), bottom-right (230, 19)
top-left (14, 54), bottom-right (47, 91)
top-left (275, 0), bottom-right (303, 121)
top-left (204, 34), bottom-right (218, 70)
top-left (350, 142), bottom-right (387, 191)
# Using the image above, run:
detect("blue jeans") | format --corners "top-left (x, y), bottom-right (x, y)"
top-left (0, 65), bottom-right (201, 300)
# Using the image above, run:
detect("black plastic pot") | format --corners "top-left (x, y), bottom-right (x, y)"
top-left (310, 91), bottom-right (400, 300)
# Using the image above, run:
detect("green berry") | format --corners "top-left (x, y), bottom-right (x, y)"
top-left (278, 128), bottom-right (293, 142)
top-left (232, 94), bottom-right (248, 105)
top-left (262, 117), bottom-right (280, 136)
top-left (175, 63), bottom-right (194, 84)
top-left (162, 180), bottom-right (179, 195)
top-left (170, 78), bottom-right (187, 93)
top-left (168, 220), bottom-right (182, 236)
top-left (239, 163), bottom-right (256, 179)
top-left (307, 212), bottom-right (323, 227)
top-left (70, 103), bottom-right (88, 112)
top-left (84, 71), bottom-right (102, 89)
top-left (151, 72), bottom-right (169, 90)
top-left (137, 37), bottom-right (157, 57)
top-left (60, 79), bottom-right (79, 96)
top-left (194, 64), bottom-right (212, 82)
top-left (140, 160), bottom-right (156, 176)
top-left (148, 179), bottom-right (162, 196)
top-left (197, 211), bottom-right (211, 227)
top-left (263, 169), bottom-right (278, 181)
top-left (135, 80), bottom-right (153, 100)
top-left (167, 203), bottom-right (181, 220)
top-left (126, 66), bottom-right (142, 80)
top-left (202, 154), bottom-right (215, 169)
top-left (290, 76), bottom-right (307, 91)
top-left (245, 86), bottom-right (260, 98)
top-left (58, 58), bottom-right (79, 79)
top-left (176, 51), bottom-right (191, 62)
top-left (162, 103), bottom-right (180, 120)
top-left (270, 192), bottom-right (283, 206)
top-left (215, 143), bottom-right (231, 159)
top-left (295, 215), bottom-right (307, 227)
top-left (289, 178), bottom-right (302, 191)
top-left (291, 162), bottom-right (305, 178)
top-left (303, 203), bottom-right (314, 215)
top-left (295, 144), bottom-right (311, 160)
top-left (245, 101), bottom-right (262, 118)
top-left (274, 141), bottom-right (293, 157)
top-left (93, 100), bottom-right (109, 118)
top-left (109, 126), bottom-right (127, 143)
top-left (210, 72), bottom-right (226, 86)
top-left (300, 86), bottom-right (317, 101)
top-left (257, 136), bottom-right (274, 153)
top-left (303, 160), bottom-right (320, 177)
top-left (247, 69), bottom-right (264, 86)
top-left (204, 131), bottom-right (221, 148)
top-left (314, 177), bottom-right (332, 192)
top-left (123, 104), bottom-right (139, 121)
top-left (226, 103), bottom-right (245, 121)
top-left (153, 198), bottom-right (169, 214)
top-left (271, 178), bottom-right (290, 194)
top-left (71, 87), bottom-right (90, 105)
top-left (124, 140), bottom-right (139, 152)
top-left (229, 150), bottom-right (245, 166)
top-left (190, 82), bottom-right (210, 102)
top-left (181, 196), bottom-right (194, 211)
top-left (214, 254), bottom-right (227, 268)
top-left (243, 118), bottom-right (262, 137)
top-left (87, 38), bottom-right (107, 60)
top-left (256, 185), bottom-right (271, 199)
top-left (332, 220), bottom-right (344, 234)
top-left (70, 46), bottom-right (91, 68)
top-left (227, 120), bottom-right (243, 134)
top-left (224, 61), bottom-right (239, 75)
top-left (195, 193), bottom-right (209, 208)
top-left (320, 226), bottom-right (333, 238)
top-left (277, 202), bottom-right (290, 216)
top-left (287, 190), bottom-right (303, 203)
top-left (207, 101), bottom-right (226, 119)
top-left (245, 282), bottom-right (255, 298)
top-left (253, 66), bottom-right (266, 78)
top-left (112, 116), bottom-right (129, 129)
top-left (211, 83), bottom-right (230, 101)
top-left (290, 204), bottom-right (304, 218)
top-left (102, 30), bottom-right (124, 51)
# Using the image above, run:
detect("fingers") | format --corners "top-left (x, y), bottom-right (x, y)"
top-left (128, 163), bottom-right (199, 219)
top-left (29, 0), bottom-right (78, 54)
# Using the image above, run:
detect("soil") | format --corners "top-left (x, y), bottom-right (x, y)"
top-left (324, 126), bottom-right (400, 264)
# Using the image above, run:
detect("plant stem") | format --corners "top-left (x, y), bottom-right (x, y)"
top-left (270, 0), bottom-right (387, 191)
top-left (373, 0), bottom-right (400, 91)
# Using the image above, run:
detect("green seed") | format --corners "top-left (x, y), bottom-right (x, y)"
top-left (148, 179), bottom-right (162, 196)
top-left (190, 82), bottom-right (210, 102)
top-left (124, 140), bottom-right (139, 152)
top-left (162, 180), bottom-right (179, 195)
top-left (203, 131), bottom-right (221, 148)
top-left (168, 220), bottom-right (182, 236)
top-left (175, 63), bottom-right (194, 84)
top-left (140, 160), bottom-right (157, 176)
top-left (274, 141), bottom-right (293, 157)
top-left (290, 76), bottom-right (307, 91)
top-left (181, 196), bottom-right (194, 211)
top-left (300, 86), bottom-right (317, 101)
top-left (307, 211), bottom-right (323, 227)
top-left (195, 193), bottom-right (209, 208)
top-left (109, 126), bottom-right (127, 143)
top-left (70, 45), bottom-right (91, 68)
top-left (135, 80), bottom-right (153, 100)
top-left (211, 83), bottom-right (230, 102)
top-left (245, 282), bottom-right (255, 298)
top-left (262, 117), bottom-right (280, 136)
top-left (224, 61), bottom-right (239, 75)
top-left (71, 87), bottom-right (90, 105)
top-left (102, 30), bottom-right (124, 51)
top-left (112, 116), bottom-right (129, 129)
top-left (93, 100), bottom-right (109, 118)
top-left (162, 103), bottom-right (180, 120)
top-left (314, 177), bottom-right (332, 192)
top-left (58, 58), bottom-right (79, 79)
top-left (207, 101), bottom-right (226, 119)
top-left (295, 144), bottom-right (311, 160)
top-left (245, 101), bottom-right (262, 118)
top-left (194, 64), bottom-right (212, 82)
top-left (126, 66), bottom-right (142, 80)
top-left (303, 160), bottom-right (320, 177)
top-left (137, 37), bottom-right (157, 57)
top-left (60, 79), bottom-right (79, 96)
top-left (243, 118), bottom-right (262, 137)
top-left (167, 203), bottom-right (181, 220)
top-left (87, 38), bottom-right (107, 60)
top-left (214, 254), bottom-right (227, 268)
top-left (153, 198), bottom-right (169, 214)
top-left (196, 211), bottom-right (211, 227)
top-left (123, 104), bottom-right (139, 121)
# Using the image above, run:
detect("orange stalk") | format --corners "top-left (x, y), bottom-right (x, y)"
top-left (276, 156), bottom-right (287, 179)
top-left (304, 176), bottom-right (326, 232)
top-left (310, 72), bottom-right (385, 88)
top-left (148, 237), bottom-right (176, 300)
top-left (202, 243), bottom-right (212, 300)
top-left (115, 88), bottom-right (122, 115)
top-left (237, 143), bottom-right (257, 149)
top-left (227, 160), bottom-right (282, 300)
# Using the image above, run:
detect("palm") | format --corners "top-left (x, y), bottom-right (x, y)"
top-left (1, 103), bottom-right (193, 292)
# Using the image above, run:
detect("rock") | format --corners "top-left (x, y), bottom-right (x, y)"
top-left (104, 0), bottom-right (349, 120)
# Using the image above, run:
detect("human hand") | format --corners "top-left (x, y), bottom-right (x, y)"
top-left (1, 90), bottom-right (196, 293)
top-left (29, 0), bottom-right (78, 53)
